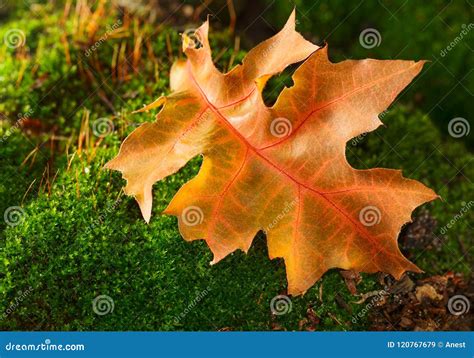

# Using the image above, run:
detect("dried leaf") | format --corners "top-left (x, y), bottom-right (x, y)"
top-left (106, 11), bottom-right (438, 295)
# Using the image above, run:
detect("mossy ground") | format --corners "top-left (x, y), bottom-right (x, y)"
top-left (0, 1), bottom-right (472, 331)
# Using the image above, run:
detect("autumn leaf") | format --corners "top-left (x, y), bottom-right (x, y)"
top-left (106, 10), bottom-right (438, 295)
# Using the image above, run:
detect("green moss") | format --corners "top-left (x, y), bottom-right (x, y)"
top-left (0, 128), bottom-right (49, 234)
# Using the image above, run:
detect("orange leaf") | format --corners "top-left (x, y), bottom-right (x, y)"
top-left (106, 11), bottom-right (438, 295)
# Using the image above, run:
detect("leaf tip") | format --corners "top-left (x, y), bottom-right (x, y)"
top-left (394, 262), bottom-right (423, 281)
top-left (141, 208), bottom-right (151, 224)
top-left (135, 190), bottom-right (153, 224)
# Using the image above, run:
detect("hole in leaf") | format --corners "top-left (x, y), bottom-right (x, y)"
top-left (261, 64), bottom-right (297, 107)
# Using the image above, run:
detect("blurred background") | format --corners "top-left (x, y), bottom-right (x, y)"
top-left (0, 1), bottom-right (472, 331)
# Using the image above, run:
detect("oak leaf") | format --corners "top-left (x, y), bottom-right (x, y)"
top-left (106, 11), bottom-right (438, 295)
